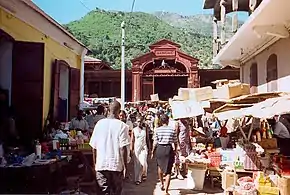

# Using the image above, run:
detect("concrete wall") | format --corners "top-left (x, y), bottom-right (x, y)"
top-left (241, 37), bottom-right (290, 93)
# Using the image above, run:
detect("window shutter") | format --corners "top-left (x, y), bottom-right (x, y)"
top-left (69, 67), bottom-right (80, 119)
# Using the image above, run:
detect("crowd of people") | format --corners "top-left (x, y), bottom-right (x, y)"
top-left (87, 100), bottom-right (200, 195)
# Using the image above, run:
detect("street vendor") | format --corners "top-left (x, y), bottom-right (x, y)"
top-left (268, 115), bottom-right (290, 156)
top-left (69, 110), bottom-right (89, 132)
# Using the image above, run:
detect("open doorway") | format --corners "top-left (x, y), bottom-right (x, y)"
top-left (154, 76), bottom-right (188, 101)
top-left (0, 31), bottom-right (13, 105)
top-left (59, 64), bottom-right (69, 121)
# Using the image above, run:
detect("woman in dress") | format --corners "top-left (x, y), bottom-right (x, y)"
top-left (130, 116), bottom-right (150, 185)
top-left (151, 114), bottom-right (178, 195)
top-left (175, 118), bottom-right (192, 179)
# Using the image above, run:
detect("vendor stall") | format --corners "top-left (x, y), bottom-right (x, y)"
top-left (0, 155), bottom-right (68, 194)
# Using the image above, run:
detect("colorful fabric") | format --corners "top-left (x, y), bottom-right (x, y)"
top-left (175, 121), bottom-right (191, 164)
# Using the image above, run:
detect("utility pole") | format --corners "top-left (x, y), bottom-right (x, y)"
top-left (121, 21), bottom-right (125, 110)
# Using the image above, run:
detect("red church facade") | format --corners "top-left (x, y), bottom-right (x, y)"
top-left (84, 40), bottom-right (240, 101)
top-left (131, 39), bottom-right (199, 101)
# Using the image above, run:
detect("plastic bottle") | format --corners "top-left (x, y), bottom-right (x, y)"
top-left (35, 140), bottom-right (42, 159)
top-left (256, 130), bottom-right (262, 142)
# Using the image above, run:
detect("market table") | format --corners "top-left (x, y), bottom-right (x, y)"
top-left (208, 167), bottom-right (254, 188)
top-left (61, 149), bottom-right (95, 180)
top-left (0, 157), bottom-right (68, 194)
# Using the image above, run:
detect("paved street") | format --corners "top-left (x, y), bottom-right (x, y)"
top-left (123, 159), bottom-right (224, 195)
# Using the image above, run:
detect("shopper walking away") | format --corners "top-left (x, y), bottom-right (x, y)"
top-left (151, 114), bottom-right (178, 195)
top-left (89, 101), bottom-right (130, 195)
top-left (130, 116), bottom-right (149, 185)
top-left (175, 118), bottom-right (192, 179)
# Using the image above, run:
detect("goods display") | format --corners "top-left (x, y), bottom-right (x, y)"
top-left (207, 152), bottom-right (221, 167)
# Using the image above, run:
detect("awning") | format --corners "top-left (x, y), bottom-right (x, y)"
top-left (243, 95), bottom-right (290, 118)
top-left (213, 104), bottom-right (253, 120)
top-left (213, 0), bottom-right (290, 66)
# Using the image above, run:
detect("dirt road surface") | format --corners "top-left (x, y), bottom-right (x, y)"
top-left (122, 158), bottom-right (224, 195)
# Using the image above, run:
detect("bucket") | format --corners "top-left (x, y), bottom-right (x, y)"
top-left (220, 136), bottom-right (229, 149)
top-left (187, 166), bottom-right (206, 190)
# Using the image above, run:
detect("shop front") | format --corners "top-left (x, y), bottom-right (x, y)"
top-left (0, 0), bottom-right (87, 143)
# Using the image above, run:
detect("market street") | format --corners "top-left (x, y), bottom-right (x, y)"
top-left (123, 158), bottom-right (223, 195)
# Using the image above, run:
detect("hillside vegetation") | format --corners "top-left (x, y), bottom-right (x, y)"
top-left (65, 9), bottom-right (237, 69)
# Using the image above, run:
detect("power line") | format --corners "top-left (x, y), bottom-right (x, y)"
top-left (78, 0), bottom-right (91, 11)
top-left (126, 0), bottom-right (136, 29)
top-left (130, 0), bottom-right (136, 13)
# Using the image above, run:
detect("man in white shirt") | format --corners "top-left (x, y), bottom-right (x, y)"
top-left (89, 101), bottom-right (130, 195)
top-left (69, 110), bottom-right (89, 131)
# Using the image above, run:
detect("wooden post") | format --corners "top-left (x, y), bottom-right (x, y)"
top-left (249, 0), bottom-right (257, 15)
top-left (213, 17), bottom-right (218, 56)
top-left (220, 0), bottom-right (226, 45)
top-left (232, 0), bottom-right (239, 33)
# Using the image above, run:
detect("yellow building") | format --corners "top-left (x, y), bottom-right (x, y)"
top-left (0, 0), bottom-right (87, 141)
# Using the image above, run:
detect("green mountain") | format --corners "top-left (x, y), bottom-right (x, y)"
top-left (65, 9), bottom-right (220, 69)
top-left (153, 11), bottom-right (243, 37)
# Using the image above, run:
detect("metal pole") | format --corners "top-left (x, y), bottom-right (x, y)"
top-left (121, 21), bottom-right (125, 110)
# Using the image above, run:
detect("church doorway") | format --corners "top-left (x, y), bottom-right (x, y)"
top-left (154, 76), bottom-right (187, 101)
top-left (141, 60), bottom-right (189, 100)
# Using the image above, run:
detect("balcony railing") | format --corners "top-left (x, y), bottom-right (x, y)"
top-left (206, 0), bottom-right (264, 57)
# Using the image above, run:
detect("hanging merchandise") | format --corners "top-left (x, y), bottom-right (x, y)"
top-left (220, 0), bottom-right (226, 44)
top-left (231, 0), bottom-right (239, 32)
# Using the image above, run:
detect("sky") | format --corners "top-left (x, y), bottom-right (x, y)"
top-left (33, 0), bottom-right (248, 24)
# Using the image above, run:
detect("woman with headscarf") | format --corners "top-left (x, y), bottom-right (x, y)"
top-left (130, 116), bottom-right (149, 185)
top-left (151, 114), bottom-right (178, 195)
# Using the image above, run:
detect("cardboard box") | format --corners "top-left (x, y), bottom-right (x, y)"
top-left (258, 138), bottom-right (277, 149)
top-left (278, 177), bottom-right (290, 195)
top-left (178, 87), bottom-right (213, 102)
top-left (214, 83), bottom-right (250, 100)
top-left (150, 94), bottom-right (159, 101)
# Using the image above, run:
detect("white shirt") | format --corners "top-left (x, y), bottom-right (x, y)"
top-left (69, 118), bottom-right (89, 131)
top-left (274, 121), bottom-right (290, 139)
top-left (89, 118), bottom-right (130, 172)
